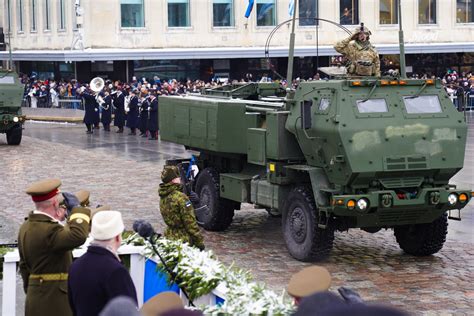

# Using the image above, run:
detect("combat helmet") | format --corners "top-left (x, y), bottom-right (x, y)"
top-left (354, 23), bottom-right (371, 36)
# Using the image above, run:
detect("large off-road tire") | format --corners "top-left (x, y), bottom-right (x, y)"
top-left (6, 125), bottom-right (22, 145)
top-left (394, 213), bottom-right (448, 256)
top-left (195, 167), bottom-right (235, 231)
top-left (282, 186), bottom-right (335, 261)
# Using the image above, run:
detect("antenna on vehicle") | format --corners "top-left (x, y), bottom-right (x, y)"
top-left (398, 0), bottom-right (406, 78)
top-left (286, 0), bottom-right (298, 85)
top-left (7, 0), bottom-right (14, 71)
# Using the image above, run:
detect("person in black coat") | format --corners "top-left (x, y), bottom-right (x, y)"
top-left (100, 90), bottom-right (112, 131)
top-left (148, 91), bottom-right (159, 140)
top-left (139, 93), bottom-right (149, 137)
top-left (126, 89), bottom-right (139, 135)
top-left (68, 211), bottom-right (137, 316)
top-left (113, 87), bottom-right (126, 133)
top-left (81, 88), bottom-right (100, 134)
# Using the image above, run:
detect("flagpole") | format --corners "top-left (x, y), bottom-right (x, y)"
top-left (286, 0), bottom-right (297, 84)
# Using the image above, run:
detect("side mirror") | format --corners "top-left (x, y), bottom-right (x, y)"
top-left (301, 100), bottom-right (312, 129)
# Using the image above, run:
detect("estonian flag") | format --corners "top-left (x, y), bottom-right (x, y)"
top-left (245, 0), bottom-right (255, 18)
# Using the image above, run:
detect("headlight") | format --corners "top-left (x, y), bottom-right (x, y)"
top-left (357, 198), bottom-right (369, 211)
top-left (13, 116), bottom-right (19, 122)
top-left (448, 193), bottom-right (458, 205)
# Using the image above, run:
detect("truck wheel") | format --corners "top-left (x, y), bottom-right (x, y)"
top-left (195, 167), bottom-right (235, 231)
top-left (6, 125), bottom-right (22, 145)
top-left (394, 213), bottom-right (448, 256)
top-left (282, 186), bottom-right (334, 261)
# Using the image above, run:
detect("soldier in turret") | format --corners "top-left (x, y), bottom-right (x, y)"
top-left (334, 24), bottom-right (381, 77)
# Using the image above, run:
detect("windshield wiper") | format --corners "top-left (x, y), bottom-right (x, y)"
top-left (360, 82), bottom-right (378, 103)
top-left (406, 82), bottom-right (428, 99)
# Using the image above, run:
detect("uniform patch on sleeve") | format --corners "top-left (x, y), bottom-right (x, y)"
top-left (185, 200), bottom-right (192, 207)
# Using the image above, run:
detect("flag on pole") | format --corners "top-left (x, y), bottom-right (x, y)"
top-left (245, 0), bottom-right (255, 18)
top-left (288, 0), bottom-right (295, 17)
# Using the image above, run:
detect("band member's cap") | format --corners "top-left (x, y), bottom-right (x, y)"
top-left (26, 178), bottom-right (62, 202)
top-left (287, 266), bottom-right (332, 298)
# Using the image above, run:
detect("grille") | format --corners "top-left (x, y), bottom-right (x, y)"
top-left (379, 177), bottom-right (423, 189)
top-left (384, 156), bottom-right (428, 171)
top-left (0, 101), bottom-right (4, 107)
top-left (379, 209), bottom-right (427, 225)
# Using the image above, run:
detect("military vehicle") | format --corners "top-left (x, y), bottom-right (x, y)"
top-left (0, 70), bottom-right (25, 145)
top-left (159, 8), bottom-right (472, 261)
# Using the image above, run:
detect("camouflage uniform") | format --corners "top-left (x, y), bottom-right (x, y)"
top-left (158, 182), bottom-right (205, 250)
top-left (334, 27), bottom-right (381, 77)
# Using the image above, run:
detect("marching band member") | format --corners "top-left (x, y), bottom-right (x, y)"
top-left (148, 90), bottom-right (159, 140)
top-left (113, 86), bottom-right (126, 133)
top-left (125, 89), bottom-right (139, 135)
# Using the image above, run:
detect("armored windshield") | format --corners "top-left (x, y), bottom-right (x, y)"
top-left (356, 99), bottom-right (388, 113)
top-left (403, 95), bottom-right (442, 114)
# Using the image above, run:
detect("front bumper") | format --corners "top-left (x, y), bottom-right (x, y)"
top-left (0, 114), bottom-right (25, 130)
top-left (330, 187), bottom-right (472, 227)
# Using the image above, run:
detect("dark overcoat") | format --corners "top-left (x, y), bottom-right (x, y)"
top-left (101, 94), bottom-right (112, 125)
top-left (82, 93), bottom-right (99, 125)
top-left (139, 98), bottom-right (149, 132)
top-left (68, 245), bottom-right (138, 316)
top-left (126, 96), bottom-right (139, 128)
top-left (148, 97), bottom-right (159, 132)
top-left (18, 207), bottom-right (91, 316)
top-left (113, 93), bottom-right (126, 127)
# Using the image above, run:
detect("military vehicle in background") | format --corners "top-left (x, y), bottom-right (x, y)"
top-left (159, 2), bottom-right (472, 261)
top-left (0, 70), bottom-right (25, 145)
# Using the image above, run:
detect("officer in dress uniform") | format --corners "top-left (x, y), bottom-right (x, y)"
top-left (18, 179), bottom-right (91, 316)
top-left (113, 86), bottom-right (126, 133)
top-left (158, 166), bottom-right (205, 250)
top-left (334, 24), bottom-right (381, 77)
top-left (148, 90), bottom-right (159, 140)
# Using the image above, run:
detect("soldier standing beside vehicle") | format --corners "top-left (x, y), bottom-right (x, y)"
top-left (18, 179), bottom-right (91, 316)
top-left (158, 165), bottom-right (205, 250)
top-left (334, 24), bottom-right (381, 77)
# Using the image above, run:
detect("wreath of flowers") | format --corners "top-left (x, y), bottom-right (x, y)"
top-left (123, 233), bottom-right (294, 315)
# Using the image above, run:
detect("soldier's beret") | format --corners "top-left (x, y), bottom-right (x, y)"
top-left (287, 266), bottom-right (332, 298)
top-left (140, 291), bottom-right (184, 316)
top-left (75, 190), bottom-right (90, 207)
top-left (161, 165), bottom-right (180, 184)
top-left (26, 178), bottom-right (62, 202)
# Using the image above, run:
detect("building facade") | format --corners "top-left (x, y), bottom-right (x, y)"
top-left (1, 0), bottom-right (473, 81)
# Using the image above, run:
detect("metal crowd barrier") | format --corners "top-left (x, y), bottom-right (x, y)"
top-left (21, 96), bottom-right (84, 110)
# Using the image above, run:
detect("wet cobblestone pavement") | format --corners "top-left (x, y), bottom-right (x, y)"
top-left (1, 119), bottom-right (473, 315)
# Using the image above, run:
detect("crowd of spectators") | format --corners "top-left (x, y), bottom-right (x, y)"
top-left (19, 68), bottom-right (474, 110)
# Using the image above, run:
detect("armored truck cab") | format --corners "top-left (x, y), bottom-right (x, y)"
top-left (0, 71), bottom-right (25, 145)
top-left (159, 78), bottom-right (472, 261)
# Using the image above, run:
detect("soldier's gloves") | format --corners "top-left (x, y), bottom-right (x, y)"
top-left (337, 287), bottom-right (364, 304)
top-left (188, 191), bottom-right (201, 208)
top-left (62, 192), bottom-right (80, 216)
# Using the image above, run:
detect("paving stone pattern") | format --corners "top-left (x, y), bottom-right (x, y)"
top-left (0, 122), bottom-right (473, 315)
